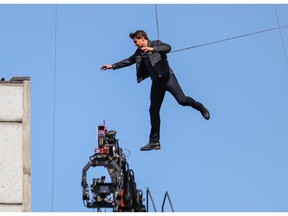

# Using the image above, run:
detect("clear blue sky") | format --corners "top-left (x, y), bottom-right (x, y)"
top-left (1, 4), bottom-right (288, 212)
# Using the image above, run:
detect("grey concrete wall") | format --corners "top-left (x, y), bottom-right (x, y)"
top-left (0, 84), bottom-right (23, 122)
top-left (0, 77), bottom-right (31, 212)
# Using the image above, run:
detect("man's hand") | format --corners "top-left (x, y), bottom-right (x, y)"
top-left (141, 47), bottom-right (154, 53)
top-left (100, 65), bottom-right (112, 70)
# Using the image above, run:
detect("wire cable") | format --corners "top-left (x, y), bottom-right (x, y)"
top-left (146, 187), bottom-right (157, 212)
top-left (161, 191), bottom-right (174, 212)
top-left (170, 24), bottom-right (288, 53)
top-left (274, 5), bottom-right (288, 70)
top-left (52, 4), bottom-right (58, 212)
top-left (155, 4), bottom-right (160, 40)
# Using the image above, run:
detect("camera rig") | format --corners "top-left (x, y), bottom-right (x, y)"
top-left (81, 122), bottom-right (146, 212)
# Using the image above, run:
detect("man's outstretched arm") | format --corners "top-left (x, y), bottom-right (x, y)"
top-left (101, 50), bottom-right (137, 71)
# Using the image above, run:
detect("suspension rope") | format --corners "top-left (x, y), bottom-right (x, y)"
top-left (155, 4), bottom-right (160, 40)
top-left (274, 5), bottom-right (288, 70)
top-left (52, 4), bottom-right (58, 212)
top-left (170, 24), bottom-right (288, 53)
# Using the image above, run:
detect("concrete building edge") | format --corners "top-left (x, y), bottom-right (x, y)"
top-left (22, 80), bottom-right (31, 212)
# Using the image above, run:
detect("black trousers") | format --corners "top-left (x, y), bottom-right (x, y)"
top-left (149, 71), bottom-right (200, 142)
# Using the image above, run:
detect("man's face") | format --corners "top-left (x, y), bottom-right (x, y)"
top-left (133, 36), bottom-right (146, 48)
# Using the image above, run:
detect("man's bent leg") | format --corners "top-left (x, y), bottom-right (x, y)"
top-left (166, 72), bottom-right (210, 120)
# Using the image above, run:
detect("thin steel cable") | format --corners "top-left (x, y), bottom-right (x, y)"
top-left (146, 187), bottom-right (157, 212)
top-left (52, 4), bottom-right (58, 212)
top-left (155, 4), bottom-right (160, 40)
top-left (161, 192), bottom-right (175, 212)
top-left (170, 24), bottom-right (288, 53)
top-left (274, 5), bottom-right (288, 69)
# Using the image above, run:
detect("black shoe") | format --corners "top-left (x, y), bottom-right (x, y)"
top-left (200, 106), bottom-right (210, 120)
top-left (140, 141), bottom-right (161, 151)
top-left (193, 102), bottom-right (210, 120)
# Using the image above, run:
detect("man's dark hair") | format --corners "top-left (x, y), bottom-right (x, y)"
top-left (129, 30), bottom-right (149, 40)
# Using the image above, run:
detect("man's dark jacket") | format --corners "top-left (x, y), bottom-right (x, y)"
top-left (112, 40), bottom-right (172, 83)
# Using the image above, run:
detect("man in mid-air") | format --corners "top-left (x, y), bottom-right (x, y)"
top-left (101, 30), bottom-right (210, 151)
